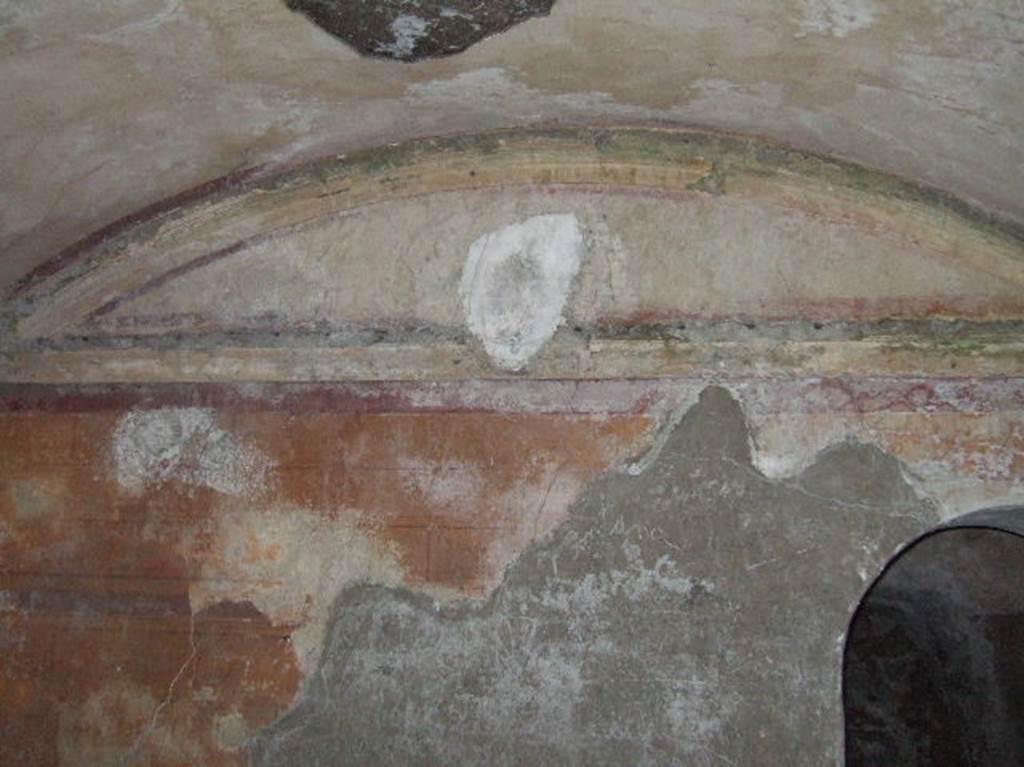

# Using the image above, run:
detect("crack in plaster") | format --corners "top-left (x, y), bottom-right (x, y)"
top-left (120, 607), bottom-right (197, 767)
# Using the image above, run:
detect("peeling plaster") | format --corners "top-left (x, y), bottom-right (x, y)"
top-left (213, 710), bottom-right (251, 751)
top-left (250, 388), bottom-right (935, 766)
top-left (189, 505), bottom-right (405, 673)
top-left (1, 377), bottom-right (1020, 764)
top-left (730, 389), bottom-right (1024, 522)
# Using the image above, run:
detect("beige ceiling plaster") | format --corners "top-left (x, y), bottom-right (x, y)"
top-left (1, 0), bottom-right (1022, 292)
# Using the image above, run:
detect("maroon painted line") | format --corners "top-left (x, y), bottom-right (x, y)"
top-left (95, 297), bottom-right (1024, 334)
top-left (0, 378), bottom-right (1021, 416)
top-left (597, 296), bottom-right (1024, 324)
top-left (730, 378), bottom-right (1024, 415)
top-left (83, 198), bottom-right (374, 323)
top-left (95, 312), bottom-right (210, 331)
top-left (0, 382), bottom-right (630, 415)
top-left (87, 238), bottom-right (256, 320)
top-left (0, 583), bottom-right (190, 617)
top-left (92, 311), bottom-right (436, 335)
top-left (22, 181), bottom-right (707, 322)
top-left (9, 165), bottom-right (267, 300)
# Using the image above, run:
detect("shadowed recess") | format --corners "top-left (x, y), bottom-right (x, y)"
top-left (284, 0), bottom-right (556, 61)
top-left (844, 509), bottom-right (1024, 766)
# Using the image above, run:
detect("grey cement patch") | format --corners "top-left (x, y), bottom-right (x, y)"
top-left (283, 0), bottom-right (556, 61)
top-left (250, 387), bottom-right (936, 765)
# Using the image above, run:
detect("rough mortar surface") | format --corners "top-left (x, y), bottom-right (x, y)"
top-left (249, 388), bottom-right (935, 766)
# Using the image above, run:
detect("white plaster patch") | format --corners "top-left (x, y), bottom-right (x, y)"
top-left (796, 0), bottom-right (881, 38)
top-left (439, 6), bottom-right (471, 21)
top-left (406, 67), bottom-right (654, 118)
top-left (460, 213), bottom-right (586, 371)
top-left (537, 543), bottom-right (712, 615)
top-left (666, 687), bottom-right (737, 757)
top-left (526, 543), bottom-right (729, 752)
top-left (113, 408), bottom-right (272, 496)
top-left (376, 14), bottom-right (430, 58)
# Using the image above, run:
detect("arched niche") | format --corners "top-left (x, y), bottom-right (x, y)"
top-left (2, 126), bottom-right (1022, 383)
top-left (843, 506), bottom-right (1024, 765)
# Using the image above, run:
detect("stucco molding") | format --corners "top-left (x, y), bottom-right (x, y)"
top-left (3, 127), bottom-right (1022, 383)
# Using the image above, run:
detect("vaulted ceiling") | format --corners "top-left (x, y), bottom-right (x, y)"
top-left (2, 0), bottom-right (1022, 292)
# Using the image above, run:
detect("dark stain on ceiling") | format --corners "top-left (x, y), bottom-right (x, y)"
top-left (285, 0), bottom-right (557, 61)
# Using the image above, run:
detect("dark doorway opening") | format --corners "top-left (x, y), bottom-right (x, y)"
top-left (843, 507), bottom-right (1024, 765)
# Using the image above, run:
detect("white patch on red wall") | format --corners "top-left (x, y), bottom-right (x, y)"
top-left (113, 408), bottom-right (273, 496)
